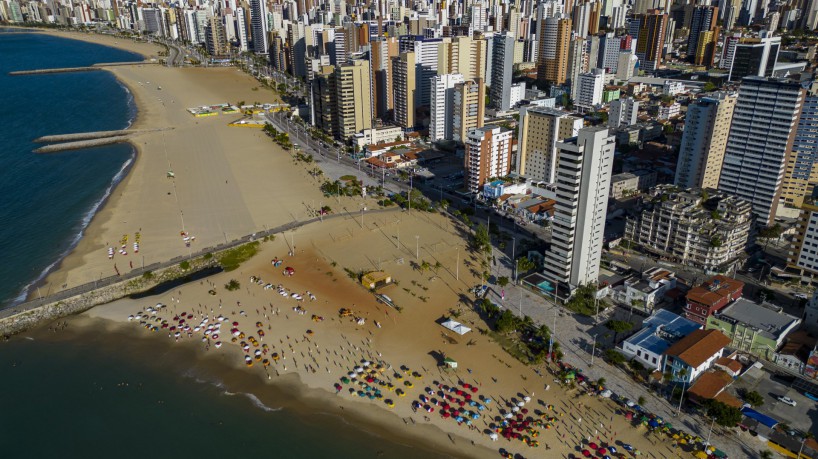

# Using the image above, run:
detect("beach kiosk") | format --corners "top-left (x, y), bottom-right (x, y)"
top-left (361, 271), bottom-right (392, 289)
top-left (443, 357), bottom-right (458, 369)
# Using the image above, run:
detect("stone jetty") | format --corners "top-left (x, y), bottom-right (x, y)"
top-left (33, 136), bottom-right (131, 153)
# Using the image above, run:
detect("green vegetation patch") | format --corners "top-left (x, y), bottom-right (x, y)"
top-left (217, 241), bottom-right (260, 271)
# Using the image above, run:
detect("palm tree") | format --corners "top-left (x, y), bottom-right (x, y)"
top-left (759, 450), bottom-right (773, 459)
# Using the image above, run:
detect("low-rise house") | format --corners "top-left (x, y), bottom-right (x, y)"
top-left (611, 267), bottom-right (677, 313)
top-left (610, 173), bottom-right (640, 199)
top-left (771, 330), bottom-right (816, 374)
top-left (353, 126), bottom-right (404, 149)
top-left (684, 275), bottom-right (744, 325)
top-left (705, 298), bottom-right (802, 359)
top-left (663, 328), bottom-right (732, 383)
top-left (621, 310), bottom-right (701, 371)
top-left (686, 370), bottom-right (742, 407)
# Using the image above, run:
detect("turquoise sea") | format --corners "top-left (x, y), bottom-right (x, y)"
top-left (0, 30), bottom-right (449, 458)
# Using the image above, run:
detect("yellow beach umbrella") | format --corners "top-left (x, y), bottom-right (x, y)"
top-left (694, 451), bottom-right (708, 459)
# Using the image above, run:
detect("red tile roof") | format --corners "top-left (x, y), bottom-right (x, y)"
top-left (664, 329), bottom-right (731, 368)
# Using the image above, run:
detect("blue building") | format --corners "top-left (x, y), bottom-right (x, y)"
top-left (620, 310), bottom-right (701, 371)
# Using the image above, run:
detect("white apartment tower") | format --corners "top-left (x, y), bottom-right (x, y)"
top-left (544, 127), bottom-right (615, 289)
top-left (430, 73), bottom-right (465, 141)
top-left (718, 77), bottom-right (805, 226)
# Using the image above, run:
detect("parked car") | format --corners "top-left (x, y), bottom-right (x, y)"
top-left (778, 396), bottom-right (797, 407)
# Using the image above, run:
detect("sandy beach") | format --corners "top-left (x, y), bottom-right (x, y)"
top-left (28, 29), bottom-right (704, 459)
top-left (33, 30), bottom-right (316, 296)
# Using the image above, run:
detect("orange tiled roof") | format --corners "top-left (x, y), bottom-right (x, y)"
top-left (664, 329), bottom-right (731, 368)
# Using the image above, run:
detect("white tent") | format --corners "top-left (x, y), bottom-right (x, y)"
top-left (441, 319), bottom-right (471, 335)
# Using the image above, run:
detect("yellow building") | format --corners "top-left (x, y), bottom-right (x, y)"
top-left (335, 60), bottom-right (373, 139)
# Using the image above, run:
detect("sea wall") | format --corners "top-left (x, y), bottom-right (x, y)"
top-left (0, 257), bottom-right (218, 337)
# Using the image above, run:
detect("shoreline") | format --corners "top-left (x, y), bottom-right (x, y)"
top-left (35, 315), bottom-right (482, 459)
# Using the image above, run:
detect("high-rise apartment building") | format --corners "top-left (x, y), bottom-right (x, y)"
top-left (250, 0), bottom-right (268, 54)
top-left (490, 33), bottom-right (515, 111)
top-left (335, 60), bottom-right (373, 140)
top-left (568, 36), bottom-right (586, 102)
top-left (687, 6), bottom-right (718, 64)
top-left (675, 92), bottom-right (737, 189)
top-left (452, 78), bottom-right (486, 143)
top-left (718, 77), bottom-right (806, 226)
top-left (205, 16), bottom-right (229, 57)
top-left (438, 36), bottom-right (488, 81)
top-left (728, 34), bottom-right (780, 82)
top-left (544, 127), bottom-right (615, 288)
top-left (429, 73), bottom-right (465, 141)
top-left (537, 17), bottom-right (572, 85)
top-left (608, 97), bottom-right (639, 129)
top-left (630, 10), bottom-right (667, 72)
top-left (310, 65), bottom-right (336, 135)
top-left (598, 33), bottom-right (622, 72)
top-left (782, 96), bottom-right (818, 208)
top-left (464, 125), bottom-right (513, 194)
top-left (392, 51), bottom-right (416, 130)
top-left (517, 107), bottom-right (583, 183)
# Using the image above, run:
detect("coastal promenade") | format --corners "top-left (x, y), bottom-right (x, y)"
top-left (0, 206), bottom-right (404, 333)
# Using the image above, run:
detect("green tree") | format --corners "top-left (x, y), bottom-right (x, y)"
top-left (495, 310), bottom-right (519, 333)
top-left (703, 400), bottom-right (743, 427)
top-left (759, 450), bottom-right (773, 459)
top-left (605, 320), bottom-right (634, 343)
top-left (516, 256), bottom-right (536, 273)
top-left (637, 396), bottom-right (646, 406)
top-left (743, 390), bottom-right (764, 406)
top-left (703, 81), bottom-right (717, 92)
top-left (605, 349), bottom-right (626, 365)
top-left (472, 223), bottom-right (491, 254)
top-left (497, 276), bottom-right (510, 287)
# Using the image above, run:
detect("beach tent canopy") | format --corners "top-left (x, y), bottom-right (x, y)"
top-left (441, 319), bottom-right (471, 335)
top-left (740, 407), bottom-right (778, 428)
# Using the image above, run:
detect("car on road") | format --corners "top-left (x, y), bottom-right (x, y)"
top-left (778, 396), bottom-right (797, 406)
top-left (794, 293), bottom-right (809, 300)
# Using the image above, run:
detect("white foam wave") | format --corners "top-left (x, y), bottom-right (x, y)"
top-left (231, 392), bottom-right (282, 412)
top-left (9, 150), bottom-right (136, 306)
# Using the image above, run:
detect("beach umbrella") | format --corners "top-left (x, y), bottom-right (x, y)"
top-left (589, 442), bottom-right (599, 450)
top-left (608, 446), bottom-right (617, 454)
top-left (442, 412), bottom-right (450, 418)
top-left (597, 448), bottom-right (607, 455)
top-left (581, 450), bottom-right (591, 457)
top-left (517, 401), bottom-right (525, 407)
top-left (694, 452), bottom-right (708, 459)
top-left (523, 396), bottom-right (531, 403)
top-left (470, 387), bottom-right (478, 393)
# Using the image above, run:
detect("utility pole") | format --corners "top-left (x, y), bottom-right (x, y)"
top-left (415, 235), bottom-right (419, 260)
top-left (456, 246), bottom-right (460, 281)
top-left (548, 308), bottom-right (558, 358)
top-left (512, 237), bottom-right (516, 284)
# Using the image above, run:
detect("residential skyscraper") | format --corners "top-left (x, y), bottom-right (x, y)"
top-left (205, 16), bottom-right (229, 57)
top-left (452, 78), bottom-right (486, 143)
top-left (429, 73), bottom-right (465, 141)
top-left (537, 17), bottom-right (572, 85)
top-left (490, 33), bottom-right (515, 111)
top-left (675, 92), bottom-right (737, 189)
top-left (464, 125), bottom-right (513, 194)
top-left (576, 68), bottom-right (605, 108)
top-left (392, 51), bottom-right (416, 130)
top-left (718, 77), bottom-right (806, 226)
top-left (544, 127), bottom-right (615, 289)
top-left (335, 60), bottom-right (373, 140)
top-left (630, 10), bottom-right (667, 72)
top-left (781, 96), bottom-right (818, 208)
top-left (517, 107), bottom-right (583, 182)
top-left (687, 6), bottom-right (718, 64)
top-left (250, 0), bottom-right (268, 54)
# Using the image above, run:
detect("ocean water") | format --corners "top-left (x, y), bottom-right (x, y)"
top-left (0, 29), bottom-right (139, 306)
top-left (0, 328), bottom-right (448, 458)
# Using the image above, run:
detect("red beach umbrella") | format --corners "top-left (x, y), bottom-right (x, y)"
top-left (588, 442), bottom-right (599, 450)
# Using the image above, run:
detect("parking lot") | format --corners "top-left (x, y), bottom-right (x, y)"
top-left (732, 365), bottom-right (818, 436)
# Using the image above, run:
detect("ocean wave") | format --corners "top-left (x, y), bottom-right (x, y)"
top-left (224, 391), bottom-right (283, 412)
top-left (10, 149), bottom-right (136, 306)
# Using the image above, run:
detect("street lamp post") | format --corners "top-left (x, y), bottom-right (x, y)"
top-left (590, 334), bottom-right (598, 366)
top-left (415, 235), bottom-right (419, 260)
top-left (704, 417), bottom-right (716, 452)
top-left (456, 246), bottom-right (460, 281)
